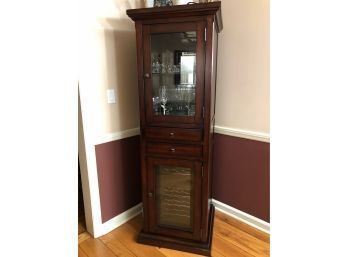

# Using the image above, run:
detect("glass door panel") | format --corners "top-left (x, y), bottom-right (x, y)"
top-left (147, 158), bottom-right (202, 240)
top-left (155, 165), bottom-right (193, 230)
top-left (143, 22), bottom-right (205, 126)
top-left (151, 32), bottom-right (197, 117)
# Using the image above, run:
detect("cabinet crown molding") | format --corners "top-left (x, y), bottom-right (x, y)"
top-left (126, 1), bottom-right (223, 32)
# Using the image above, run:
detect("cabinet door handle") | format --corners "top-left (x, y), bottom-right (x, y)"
top-left (169, 132), bottom-right (175, 136)
top-left (144, 73), bottom-right (150, 78)
top-left (170, 148), bottom-right (176, 152)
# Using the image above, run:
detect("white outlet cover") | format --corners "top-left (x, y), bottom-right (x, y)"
top-left (107, 89), bottom-right (116, 104)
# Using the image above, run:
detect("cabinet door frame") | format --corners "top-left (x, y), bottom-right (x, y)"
top-left (142, 21), bottom-right (206, 127)
top-left (146, 157), bottom-right (202, 240)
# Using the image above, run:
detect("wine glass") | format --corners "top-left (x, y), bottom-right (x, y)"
top-left (184, 89), bottom-right (193, 115)
top-left (159, 86), bottom-right (168, 115)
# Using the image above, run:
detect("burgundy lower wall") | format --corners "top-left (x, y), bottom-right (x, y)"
top-left (95, 136), bottom-right (141, 223)
top-left (212, 134), bottom-right (270, 222)
top-left (94, 133), bottom-right (269, 224)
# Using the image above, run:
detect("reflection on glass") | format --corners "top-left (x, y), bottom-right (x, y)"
top-left (156, 165), bottom-right (192, 230)
top-left (180, 53), bottom-right (196, 85)
top-left (151, 32), bottom-right (196, 116)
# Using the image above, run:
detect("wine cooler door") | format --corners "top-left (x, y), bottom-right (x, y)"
top-left (147, 158), bottom-right (202, 240)
top-left (142, 21), bottom-right (206, 127)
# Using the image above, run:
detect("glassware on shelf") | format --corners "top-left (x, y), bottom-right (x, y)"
top-left (159, 85), bottom-right (168, 115)
top-left (152, 54), bottom-right (180, 74)
top-left (184, 89), bottom-right (193, 115)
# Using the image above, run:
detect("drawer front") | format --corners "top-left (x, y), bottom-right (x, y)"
top-left (145, 127), bottom-right (202, 142)
top-left (147, 143), bottom-right (202, 158)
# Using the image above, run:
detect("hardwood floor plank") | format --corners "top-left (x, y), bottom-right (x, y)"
top-left (215, 211), bottom-right (270, 243)
top-left (88, 212), bottom-right (270, 257)
top-left (79, 232), bottom-right (92, 245)
top-left (212, 234), bottom-right (254, 257)
top-left (79, 238), bottom-right (118, 257)
top-left (78, 247), bottom-right (89, 257)
top-left (157, 247), bottom-right (205, 257)
top-left (210, 249), bottom-right (226, 257)
top-left (214, 218), bottom-right (270, 257)
top-left (105, 239), bottom-right (137, 257)
top-left (100, 222), bottom-right (167, 257)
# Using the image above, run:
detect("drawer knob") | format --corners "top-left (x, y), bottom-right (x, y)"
top-left (170, 148), bottom-right (176, 152)
top-left (169, 132), bottom-right (175, 136)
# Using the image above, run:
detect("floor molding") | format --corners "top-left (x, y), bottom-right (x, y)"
top-left (214, 125), bottom-right (270, 143)
top-left (93, 200), bottom-right (269, 237)
top-left (212, 199), bottom-right (270, 234)
top-left (93, 203), bottom-right (143, 238)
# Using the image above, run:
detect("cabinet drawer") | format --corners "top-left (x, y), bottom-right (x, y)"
top-left (145, 127), bottom-right (202, 142)
top-left (147, 143), bottom-right (202, 158)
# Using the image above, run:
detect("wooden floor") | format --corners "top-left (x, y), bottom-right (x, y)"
top-left (78, 210), bottom-right (270, 257)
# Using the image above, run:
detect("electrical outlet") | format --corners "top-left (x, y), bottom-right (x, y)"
top-left (107, 89), bottom-right (116, 104)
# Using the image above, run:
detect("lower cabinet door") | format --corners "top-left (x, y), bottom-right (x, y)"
top-left (146, 157), bottom-right (202, 240)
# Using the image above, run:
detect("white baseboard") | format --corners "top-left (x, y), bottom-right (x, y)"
top-left (214, 125), bottom-right (270, 143)
top-left (92, 200), bottom-right (269, 238)
top-left (93, 203), bottom-right (143, 238)
top-left (212, 199), bottom-right (270, 234)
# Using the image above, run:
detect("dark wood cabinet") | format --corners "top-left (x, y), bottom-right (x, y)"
top-left (127, 2), bottom-right (222, 256)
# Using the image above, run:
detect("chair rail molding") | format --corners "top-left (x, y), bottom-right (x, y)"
top-left (95, 127), bottom-right (141, 145)
top-left (95, 125), bottom-right (270, 145)
top-left (214, 125), bottom-right (270, 143)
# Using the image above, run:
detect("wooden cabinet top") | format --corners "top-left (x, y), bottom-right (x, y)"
top-left (126, 1), bottom-right (223, 33)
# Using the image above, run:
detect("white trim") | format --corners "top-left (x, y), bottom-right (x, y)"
top-left (95, 127), bottom-right (140, 145)
top-left (93, 126), bottom-right (269, 146)
top-left (78, 90), bottom-right (102, 236)
top-left (93, 203), bottom-right (143, 238)
top-left (214, 125), bottom-right (270, 143)
top-left (212, 199), bottom-right (270, 234)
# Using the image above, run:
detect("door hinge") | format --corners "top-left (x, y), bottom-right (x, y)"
top-left (201, 228), bottom-right (203, 237)
top-left (204, 28), bottom-right (207, 42)
top-left (202, 106), bottom-right (205, 118)
top-left (201, 166), bottom-right (204, 177)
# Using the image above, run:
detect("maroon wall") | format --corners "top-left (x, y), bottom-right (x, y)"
top-left (95, 136), bottom-right (141, 223)
top-left (212, 134), bottom-right (270, 222)
top-left (94, 133), bottom-right (269, 223)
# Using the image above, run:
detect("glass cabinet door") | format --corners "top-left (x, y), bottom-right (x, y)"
top-left (143, 22), bottom-right (205, 126)
top-left (147, 158), bottom-right (202, 240)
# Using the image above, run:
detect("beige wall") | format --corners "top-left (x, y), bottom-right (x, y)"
top-left (215, 0), bottom-right (269, 134)
top-left (78, 0), bottom-right (144, 236)
top-left (79, 0), bottom-right (143, 139)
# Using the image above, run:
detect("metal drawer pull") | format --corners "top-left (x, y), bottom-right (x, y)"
top-left (169, 132), bottom-right (175, 136)
top-left (170, 148), bottom-right (176, 152)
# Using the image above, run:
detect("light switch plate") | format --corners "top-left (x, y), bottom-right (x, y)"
top-left (107, 89), bottom-right (116, 104)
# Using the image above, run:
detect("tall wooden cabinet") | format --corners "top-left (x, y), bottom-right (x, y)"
top-left (127, 2), bottom-right (222, 256)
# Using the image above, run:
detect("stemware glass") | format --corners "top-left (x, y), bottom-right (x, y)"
top-left (159, 85), bottom-right (168, 115)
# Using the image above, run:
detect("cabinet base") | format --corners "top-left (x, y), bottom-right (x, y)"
top-left (137, 204), bottom-right (215, 256)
